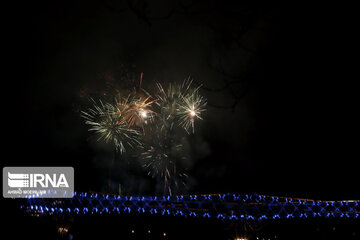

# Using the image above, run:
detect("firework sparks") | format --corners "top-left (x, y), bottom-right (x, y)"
top-left (128, 96), bottom-right (156, 125)
top-left (140, 124), bottom-right (188, 195)
top-left (141, 143), bottom-right (188, 195)
top-left (81, 76), bottom-right (206, 194)
top-left (155, 78), bottom-right (193, 119)
top-left (177, 88), bottom-right (207, 133)
top-left (81, 98), bottom-right (142, 153)
top-left (115, 95), bottom-right (157, 135)
top-left (154, 78), bottom-right (206, 133)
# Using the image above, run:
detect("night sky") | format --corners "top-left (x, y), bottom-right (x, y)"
top-left (2, 1), bottom-right (359, 201)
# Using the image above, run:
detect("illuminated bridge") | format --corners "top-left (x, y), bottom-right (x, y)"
top-left (21, 192), bottom-right (360, 224)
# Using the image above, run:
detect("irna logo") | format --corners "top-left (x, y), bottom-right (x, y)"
top-left (8, 172), bottom-right (69, 188)
top-left (3, 167), bottom-right (74, 198)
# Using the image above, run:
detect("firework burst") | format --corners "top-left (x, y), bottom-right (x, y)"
top-left (155, 78), bottom-right (206, 133)
top-left (81, 98), bottom-right (142, 153)
top-left (177, 88), bottom-right (207, 133)
top-left (122, 96), bottom-right (156, 133)
top-left (155, 78), bottom-right (193, 119)
top-left (81, 76), bottom-right (206, 194)
top-left (140, 125), bottom-right (188, 195)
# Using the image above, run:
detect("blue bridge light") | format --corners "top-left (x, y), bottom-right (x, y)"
top-left (20, 192), bottom-right (359, 223)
